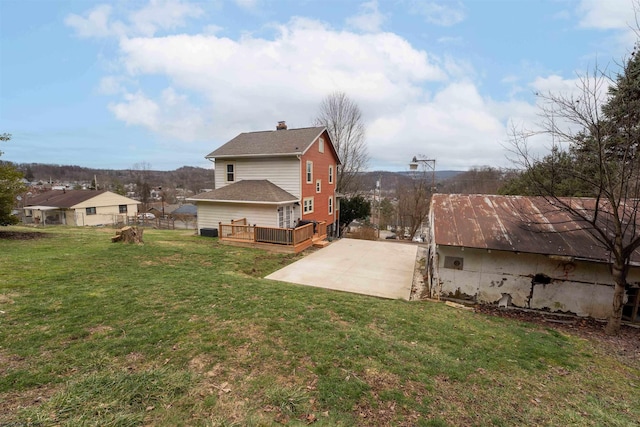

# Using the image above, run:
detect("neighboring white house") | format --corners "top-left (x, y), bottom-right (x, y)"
top-left (188, 122), bottom-right (341, 236)
top-left (427, 194), bottom-right (640, 322)
top-left (24, 190), bottom-right (140, 226)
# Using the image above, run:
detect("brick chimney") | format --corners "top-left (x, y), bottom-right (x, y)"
top-left (276, 121), bottom-right (287, 130)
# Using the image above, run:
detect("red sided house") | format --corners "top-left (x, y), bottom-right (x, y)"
top-left (188, 122), bottom-right (340, 252)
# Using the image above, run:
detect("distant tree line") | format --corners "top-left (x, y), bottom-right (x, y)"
top-left (12, 162), bottom-right (214, 198)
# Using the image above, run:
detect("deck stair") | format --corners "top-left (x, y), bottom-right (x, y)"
top-left (312, 235), bottom-right (330, 248)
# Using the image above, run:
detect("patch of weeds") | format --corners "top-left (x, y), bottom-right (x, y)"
top-left (263, 384), bottom-right (309, 416)
top-left (316, 368), bottom-right (371, 412)
top-left (418, 417), bottom-right (449, 427)
top-left (16, 368), bottom-right (193, 425)
top-left (240, 252), bottom-right (302, 277)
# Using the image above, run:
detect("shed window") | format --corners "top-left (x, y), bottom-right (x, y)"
top-left (444, 256), bottom-right (463, 270)
top-left (86, 207), bottom-right (97, 215)
top-left (119, 205), bottom-right (127, 214)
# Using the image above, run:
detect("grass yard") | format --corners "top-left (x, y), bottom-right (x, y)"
top-left (1, 226), bottom-right (638, 426)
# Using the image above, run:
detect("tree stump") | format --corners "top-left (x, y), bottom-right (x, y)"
top-left (112, 226), bottom-right (144, 244)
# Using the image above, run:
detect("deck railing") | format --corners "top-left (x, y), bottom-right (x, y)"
top-left (218, 220), bottom-right (316, 247)
top-left (317, 221), bottom-right (327, 238)
top-left (219, 223), bottom-right (255, 241)
top-left (292, 223), bottom-right (314, 245)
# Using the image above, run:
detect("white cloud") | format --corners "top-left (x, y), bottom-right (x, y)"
top-left (65, 4), bottom-right (126, 38)
top-left (65, 0), bottom-right (203, 38)
top-left (235, 0), bottom-right (260, 11)
top-left (73, 4), bottom-right (554, 170)
top-left (577, 0), bottom-right (638, 48)
top-left (109, 91), bottom-right (159, 129)
top-left (578, 0), bottom-right (635, 30)
top-left (437, 36), bottom-right (463, 45)
top-left (346, 0), bottom-right (386, 33)
top-left (97, 76), bottom-right (125, 95)
top-left (409, 1), bottom-right (466, 27)
top-left (129, 0), bottom-right (204, 37)
top-left (530, 74), bottom-right (582, 95)
top-left (109, 88), bottom-right (206, 141)
top-left (116, 17), bottom-right (446, 122)
top-left (367, 82), bottom-right (511, 169)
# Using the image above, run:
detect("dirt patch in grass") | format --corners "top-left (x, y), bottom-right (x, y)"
top-left (352, 368), bottom-right (424, 426)
top-left (87, 325), bottom-right (114, 336)
top-left (0, 230), bottom-right (49, 240)
top-left (0, 293), bottom-right (17, 304)
top-left (139, 253), bottom-right (184, 266)
top-left (476, 305), bottom-right (640, 364)
top-left (0, 350), bottom-right (29, 374)
top-left (0, 385), bottom-right (59, 422)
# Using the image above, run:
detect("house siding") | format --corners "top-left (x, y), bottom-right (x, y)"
top-left (300, 130), bottom-right (338, 229)
top-left (197, 202), bottom-right (282, 231)
top-left (214, 157), bottom-right (300, 197)
top-left (29, 191), bottom-right (139, 227)
top-left (431, 245), bottom-right (640, 319)
top-left (72, 193), bottom-right (139, 226)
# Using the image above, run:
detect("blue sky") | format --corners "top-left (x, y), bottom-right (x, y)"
top-left (0, 0), bottom-right (637, 171)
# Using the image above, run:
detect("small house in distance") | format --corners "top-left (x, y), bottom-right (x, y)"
top-left (188, 122), bottom-right (340, 252)
top-left (427, 194), bottom-right (640, 322)
top-left (24, 190), bottom-right (140, 226)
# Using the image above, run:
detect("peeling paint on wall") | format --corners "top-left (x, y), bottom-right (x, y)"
top-left (432, 245), bottom-right (640, 319)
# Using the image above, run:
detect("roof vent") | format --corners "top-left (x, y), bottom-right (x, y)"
top-left (276, 121), bottom-right (287, 130)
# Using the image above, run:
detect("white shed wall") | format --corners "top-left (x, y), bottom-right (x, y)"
top-left (433, 246), bottom-right (640, 319)
top-left (214, 157), bottom-right (300, 197)
top-left (196, 202), bottom-right (281, 231)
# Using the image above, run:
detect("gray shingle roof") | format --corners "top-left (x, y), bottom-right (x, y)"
top-left (26, 190), bottom-right (108, 208)
top-left (189, 180), bottom-right (298, 204)
top-left (206, 127), bottom-right (326, 158)
top-left (172, 204), bottom-right (197, 215)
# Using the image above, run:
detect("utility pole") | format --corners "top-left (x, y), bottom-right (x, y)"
top-left (409, 156), bottom-right (436, 238)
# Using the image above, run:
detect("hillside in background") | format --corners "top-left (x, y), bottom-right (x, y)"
top-left (12, 162), bottom-right (512, 197)
top-left (14, 163), bottom-right (215, 194)
top-left (353, 170), bottom-right (464, 193)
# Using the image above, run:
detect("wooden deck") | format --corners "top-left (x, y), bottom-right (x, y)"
top-left (217, 219), bottom-right (328, 253)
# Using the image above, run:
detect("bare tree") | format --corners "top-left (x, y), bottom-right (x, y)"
top-left (132, 162), bottom-right (153, 211)
top-left (438, 167), bottom-right (515, 195)
top-left (396, 163), bottom-right (432, 239)
top-left (314, 92), bottom-right (369, 194)
top-left (508, 46), bottom-right (640, 335)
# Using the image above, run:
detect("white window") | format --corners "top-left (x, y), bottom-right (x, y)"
top-left (319, 137), bottom-right (324, 153)
top-left (316, 179), bottom-right (321, 193)
top-left (303, 197), bottom-right (314, 214)
top-left (328, 196), bottom-right (333, 215)
top-left (328, 165), bottom-right (334, 184)
top-left (306, 161), bottom-right (313, 183)
top-left (226, 163), bottom-right (235, 182)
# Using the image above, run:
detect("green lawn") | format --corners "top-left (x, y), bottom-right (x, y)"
top-left (1, 226), bottom-right (638, 426)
